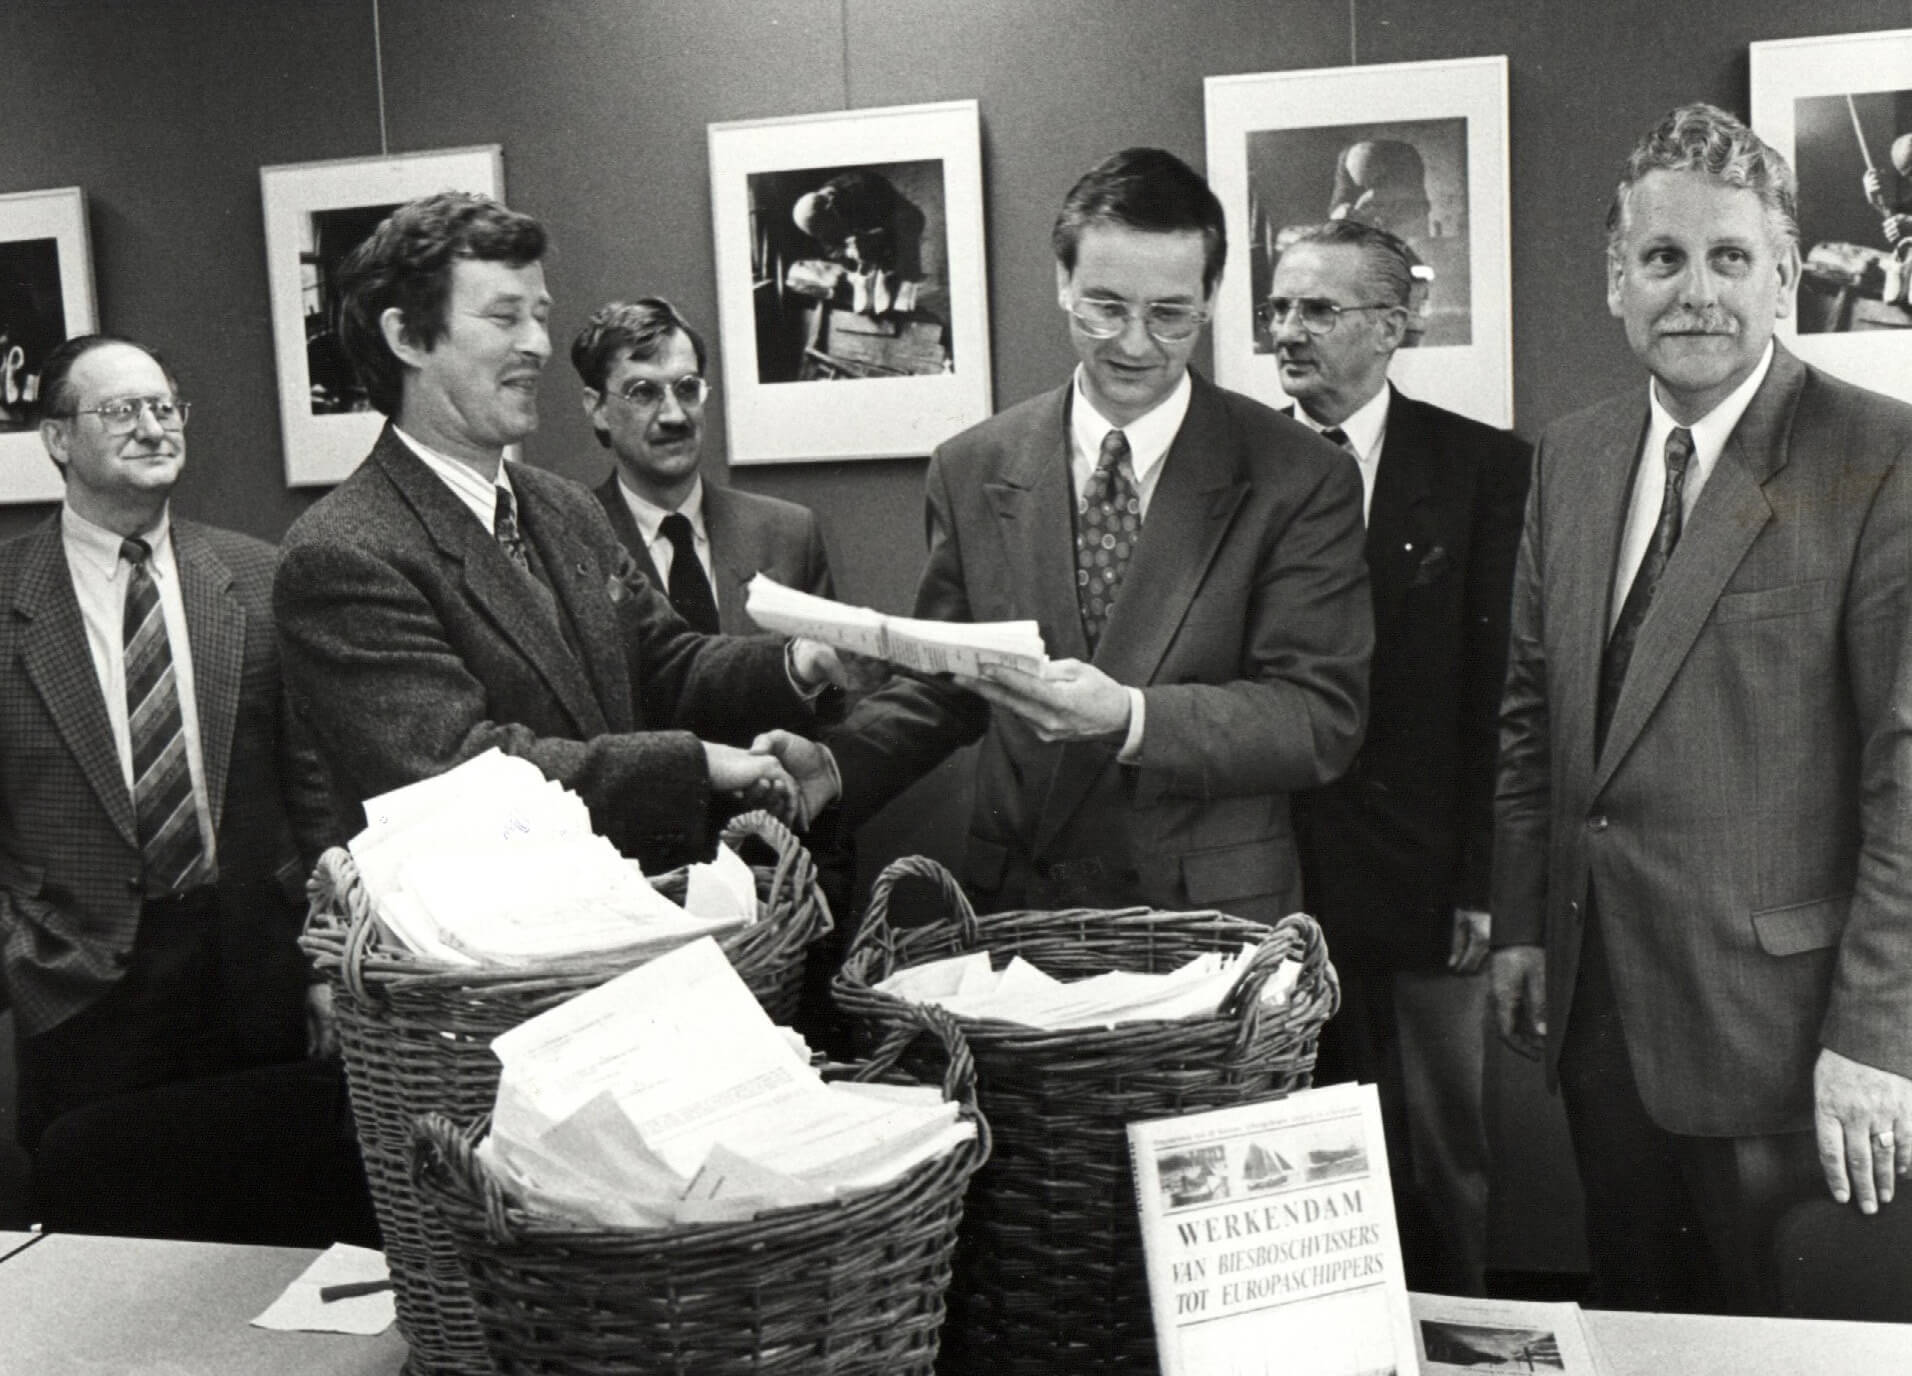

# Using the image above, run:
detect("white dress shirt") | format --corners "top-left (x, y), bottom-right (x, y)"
top-left (62, 504), bottom-right (219, 875)
top-left (1293, 384), bottom-right (1391, 524)
top-left (615, 475), bottom-right (717, 607)
top-left (1610, 342), bottom-right (1775, 629)
top-left (393, 426), bottom-right (518, 535)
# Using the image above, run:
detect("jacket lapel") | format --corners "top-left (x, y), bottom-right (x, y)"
top-left (593, 474), bottom-right (667, 588)
top-left (1592, 350), bottom-right (1800, 790)
top-left (375, 431), bottom-right (608, 737)
top-left (515, 468), bottom-right (625, 734)
top-left (1364, 387), bottom-right (1435, 628)
top-left (701, 485), bottom-right (761, 613)
top-left (172, 521), bottom-right (242, 836)
top-left (982, 384), bottom-right (1088, 661)
top-left (14, 517), bottom-right (139, 847)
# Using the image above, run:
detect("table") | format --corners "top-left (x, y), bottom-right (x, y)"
top-left (1586, 1307), bottom-right (1912, 1376)
top-left (0, 1232), bottom-right (406, 1375)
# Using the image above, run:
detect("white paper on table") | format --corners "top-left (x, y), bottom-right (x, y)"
top-left (250, 1242), bottom-right (394, 1335)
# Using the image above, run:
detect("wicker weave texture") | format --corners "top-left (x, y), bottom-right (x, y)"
top-left (411, 1006), bottom-right (990, 1375)
top-left (832, 856), bottom-right (1339, 1376)
top-left (301, 810), bottom-right (832, 1376)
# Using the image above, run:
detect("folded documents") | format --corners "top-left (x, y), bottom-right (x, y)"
top-left (874, 944), bottom-right (1302, 1030)
top-left (746, 573), bottom-right (1048, 676)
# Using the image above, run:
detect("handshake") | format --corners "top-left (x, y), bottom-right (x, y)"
top-left (702, 731), bottom-right (839, 832)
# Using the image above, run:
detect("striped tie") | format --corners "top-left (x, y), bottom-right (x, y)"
top-left (121, 538), bottom-right (207, 895)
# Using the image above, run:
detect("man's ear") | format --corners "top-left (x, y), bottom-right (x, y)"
top-left (39, 417), bottom-right (68, 470)
top-left (1376, 304), bottom-right (1411, 353)
top-left (580, 387), bottom-right (603, 423)
top-left (379, 306), bottom-right (428, 368)
top-left (1055, 259), bottom-right (1073, 310)
top-left (1773, 241), bottom-right (1800, 322)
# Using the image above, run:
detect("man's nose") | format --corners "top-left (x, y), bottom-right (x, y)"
top-left (656, 387), bottom-right (688, 424)
top-left (1270, 304), bottom-right (1310, 344)
top-left (517, 316), bottom-right (551, 362)
top-left (131, 400), bottom-right (168, 440)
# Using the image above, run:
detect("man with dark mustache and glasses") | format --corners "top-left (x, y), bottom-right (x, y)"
top-left (275, 194), bottom-right (845, 873)
top-left (1491, 104), bottom-right (1912, 1315)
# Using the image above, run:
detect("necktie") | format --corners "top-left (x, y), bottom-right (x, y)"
top-left (121, 538), bottom-right (207, 895)
top-left (1321, 426), bottom-right (1355, 453)
top-left (659, 512), bottom-right (721, 634)
top-left (1596, 426), bottom-right (1694, 757)
top-left (1075, 428), bottom-right (1141, 652)
top-left (494, 485), bottom-right (530, 572)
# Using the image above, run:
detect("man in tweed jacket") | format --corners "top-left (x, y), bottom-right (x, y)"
top-left (0, 335), bottom-right (336, 1158)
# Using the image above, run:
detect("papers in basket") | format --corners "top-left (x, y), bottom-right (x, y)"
top-left (872, 945), bottom-right (1302, 1030)
top-left (745, 573), bottom-right (1049, 677)
top-left (347, 750), bottom-right (757, 966)
top-left (478, 937), bottom-right (976, 1228)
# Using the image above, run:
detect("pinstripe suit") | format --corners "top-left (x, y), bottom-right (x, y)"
top-left (0, 514), bottom-right (333, 1136)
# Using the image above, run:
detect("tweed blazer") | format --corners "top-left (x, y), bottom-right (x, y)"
top-left (0, 515), bottom-right (330, 1045)
top-left (593, 476), bottom-right (835, 637)
top-left (1294, 388), bottom-right (1531, 970)
top-left (828, 372), bottom-right (1372, 923)
top-left (1493, 344), bottom-right (1912, 1135)
top-left (274, 426), bottom-right (815, 870)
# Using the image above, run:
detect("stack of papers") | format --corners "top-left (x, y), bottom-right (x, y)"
top-left (478, 937), bottom-right (976, 1227)
top-left (873, 946), bottom-right (1302, 1030)
top-left (349, 750), bottom-right (758, 966)
top-left (746, 574), bottom-right (1049, 677)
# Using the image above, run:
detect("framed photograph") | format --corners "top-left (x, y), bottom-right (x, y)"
top-left (708, 99), bottom-right (991, 464)
top-left (0, 186), bottom-right (96, 505)
top-left (261, 145), bottom-right (503, 486)
top-left (1751, 29), bottom-right (1912, 403)
top-left (1205, 56), bottom-right (1512, 428)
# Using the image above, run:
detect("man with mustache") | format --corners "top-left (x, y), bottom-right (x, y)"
top-left (1275, 219), bottom-right (1530, 1296)
top-left (275, 194), bottom-right (842, 872)
top-left (1491, 104), bottom-right (1912, 1314)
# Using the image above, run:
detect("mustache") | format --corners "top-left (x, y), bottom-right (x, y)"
top-left (1655, 307), bottom-right (1738, 336)
top-left (648, 422), bottom-right (696, 441)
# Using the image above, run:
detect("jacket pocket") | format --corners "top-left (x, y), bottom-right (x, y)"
top-left (1712, 580), bottom-right (1835, 625)
top-left (0, 854), bottom-right (45, 897)
top-left (1181, 841), bottom-right (1284, 906)
top-left (1750, 894), bottom-right (1847, 956)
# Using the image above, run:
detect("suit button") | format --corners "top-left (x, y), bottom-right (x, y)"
top-left (126, 875), bottom-right (143, 894)
top-left (1568, 900), bottom-right (1580, 916)
top-left (112, 948), bottom-right (132, 968)
top-left (1587, 815), bottom-right (1609, 833)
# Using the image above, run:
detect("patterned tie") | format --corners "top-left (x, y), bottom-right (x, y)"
top-left (1075, 428), bottom-right (1141, 652)
top-left (121, 538), bottom-right (207, 895)
top-left (659, 512), bottom-right (721, 634)
top-left (1596, 426), bottom-right (1695, 757)
top-left (494, 485), bottom-right (530, 571)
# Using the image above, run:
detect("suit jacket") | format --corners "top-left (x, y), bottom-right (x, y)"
top-left (0, 516), bottom-right (330, 1048)
top-left (275, 426), bottom-right (816, 871)
top-left (593, 475), bottom-right (835, 637)
top-left (1493, 344), bottom-right (1912, 1136)
top-left (1294, 388), bottom-right (1531, 970)
top-left (828, 373), bottom-right (1372, 923)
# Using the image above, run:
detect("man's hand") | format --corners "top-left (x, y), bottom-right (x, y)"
top-left (703, 741), bottom-right (800, 826)
top-left (749, 729), bottom-right (841, 830)
top-left (1488, 944), bottom-right (1547, 1060)
top-left (304, 982), bottom-right (339, 1060)
top-left (1448, 906), bottom-right (1492, 975)
top-left (789, 638), bottom-right (849, 692)
top-left (954, 659), bottom-right (1131, 742)
top-left (1814, 1047), bottom-right (1912, 1213)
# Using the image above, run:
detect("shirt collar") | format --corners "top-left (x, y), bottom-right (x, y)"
top-left (1646, 340), bottom-right (1775, 457)
top-left (393, 425), bottom-right (515, 535)
top-left (618, 474), bottom-right (707, 548)
top-left (1070, 366), bottom-right (1192, 486)
top-left (1296, 383), bottom-right (1391, 463)
top-left (62, 502), bottom-right (172, 581)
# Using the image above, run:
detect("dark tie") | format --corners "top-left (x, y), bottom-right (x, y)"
top-left (1075, 428), bottom-right (1141, 652)
top-left (1321, 426), bottom-right (1355, 453)
top-left (121, 538), bottom-right (208, 896)
top-left (494, 485), bottom-right (530, 572)
top-left (1596, 426), bottom-right (1695, 757)
top-left (660, 512), bottom-right (720, 634)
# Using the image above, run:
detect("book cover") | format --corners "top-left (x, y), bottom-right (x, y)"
top-left (1128, 1082), bottom-right (1418, 1376)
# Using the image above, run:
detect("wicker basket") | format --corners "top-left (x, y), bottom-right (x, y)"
top-left (832, 855), bottom-right (1338, 1376)
top-left (301, 809), bottom-right (832, 1376)
top-left (411, 1003), bottom-right (990, 1375)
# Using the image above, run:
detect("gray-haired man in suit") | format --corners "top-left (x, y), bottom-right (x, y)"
top-left (1491, 103), bottom-right (1912, 1314)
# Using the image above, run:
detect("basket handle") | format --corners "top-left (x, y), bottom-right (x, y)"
top-left (303, 847), bottom-right (386, 1006)
top-left (721, 808), bottom-right (834, 939)
top-left (850, 855), bottom-right (977, 978)
top-left (854, 1002), bottom-right (984, 1128)
top-left (1217, 912), bottom-right (1336, 1062)
top-left (413, 1111), bottom-right (519, 1246)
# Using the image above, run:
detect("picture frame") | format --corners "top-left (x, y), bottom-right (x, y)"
top-left (1751, 29), bottom-right (1912, 404)
top-left (1204, 56), bottom-right (1513, 428)
top-left (708, 98), bottom-right (991, 464)
top-left (0, 186), bottom-right (97, 505)
top-left (260, 145), bottom-right (504, 487)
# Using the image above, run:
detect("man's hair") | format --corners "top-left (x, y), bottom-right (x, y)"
top-left (34, 333), bottom-right (176, 422)
top-left (1607, 103), bottom-right (1798, 256)
top-left (1052, 147), bottom-right (1228, 294)
top-left (336, 191), bottom-right (548, 416)
top-left (569, 297), bottom-right (708, 393)
top-left (1278, 220), bottom-right (1417, 312)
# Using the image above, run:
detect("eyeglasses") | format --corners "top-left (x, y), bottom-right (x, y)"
top-left (57, 395), bottom-right (192, 435)
top-left (1064, 294), bottom-right (1211, 344)
top-left (608, 375), bottom-right (709, 411)
top-left (1256, 297), bottom-right (1398, 337)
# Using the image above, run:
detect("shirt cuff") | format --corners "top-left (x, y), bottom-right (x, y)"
top-left (784, 640), bottom-right (828, 703)
top-left (1117, 686), bottom-right (1146, 762)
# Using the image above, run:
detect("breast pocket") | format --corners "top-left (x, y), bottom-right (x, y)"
top-left (1711, 580), bottom-right (1836, 626)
